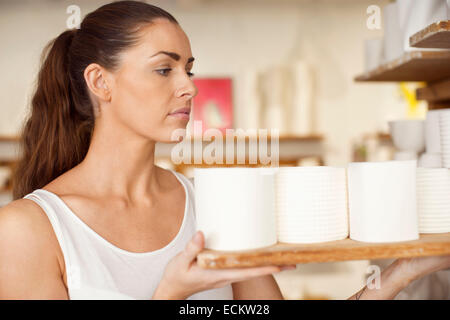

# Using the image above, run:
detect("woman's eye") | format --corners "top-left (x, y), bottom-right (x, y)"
top-left (156, 68), bottom-right (171, 76)
top-left (156, 68), bottom-right (195, 77)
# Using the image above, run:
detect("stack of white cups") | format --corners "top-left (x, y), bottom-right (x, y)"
top-left (416, 168), bottom-right (450, 233)
top-left (439, 112), bottom-right (450, 168)
top-left (275, 167), bottom-right (348, 243)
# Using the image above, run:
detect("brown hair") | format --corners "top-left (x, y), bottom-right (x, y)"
top-left (12, 1), bottom-right (178, 199)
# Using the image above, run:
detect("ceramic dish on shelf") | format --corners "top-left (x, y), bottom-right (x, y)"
top-left (388, 119), bottom-right (425, 153)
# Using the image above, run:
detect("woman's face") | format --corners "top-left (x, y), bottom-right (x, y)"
top-left (106, 18), bottom-right (197, 143)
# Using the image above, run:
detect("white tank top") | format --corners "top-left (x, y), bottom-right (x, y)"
top-left (23, 169), bottom-right (233, 300)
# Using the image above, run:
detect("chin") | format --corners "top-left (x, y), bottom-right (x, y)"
top-left (161, 127), bottom-right (188, 143)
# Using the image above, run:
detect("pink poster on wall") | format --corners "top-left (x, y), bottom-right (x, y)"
top-left (192, 78), bottom-right (233, 135)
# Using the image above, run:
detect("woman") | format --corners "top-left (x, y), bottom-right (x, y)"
top-left (0, 1), bottom-right (448, 300)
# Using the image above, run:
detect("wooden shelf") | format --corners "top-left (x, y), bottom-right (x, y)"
top-left (197, 233), bottom-right (450, 269)
top-left (355, 51), bottom-right (450, 82)
top-left (0, 136), bottom-right (19, 142)
top-left (410, 20), bottom-right (450, 49)
top-left (416, 77), bottom-right (450, 102)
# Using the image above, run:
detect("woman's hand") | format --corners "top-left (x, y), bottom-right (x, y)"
top-left (348, 255), bottom-right (450, 300)
top-left (397, 255), bottom-right (450, 284)
top-left (152, 231), bottom-right (295, 299)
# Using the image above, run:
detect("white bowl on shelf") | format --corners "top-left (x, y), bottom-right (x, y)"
top-left (388, 119), bottom-right (425, 153)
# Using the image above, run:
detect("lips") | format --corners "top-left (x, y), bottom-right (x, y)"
top-left (169, 107), bottom-right (191, 115)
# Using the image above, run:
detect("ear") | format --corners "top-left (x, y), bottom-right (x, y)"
top-left (83, 63), bottom-right (111, 103)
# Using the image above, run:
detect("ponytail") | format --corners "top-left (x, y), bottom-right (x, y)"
top-left (11, 1), bottom-right (179, 199)
top-left (12, 29), bottom-right (93, 199)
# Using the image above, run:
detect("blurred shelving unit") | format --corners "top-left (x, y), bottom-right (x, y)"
top-left (355, 51), bottom-right (450, 82)
top-left (348, 19), bottom-right (450, 267)
top-left (408, 21), bottom-right (450, 108)
top-left (355, 20), bottom-right (450, 108)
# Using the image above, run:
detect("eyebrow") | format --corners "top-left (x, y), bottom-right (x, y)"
top-left (150, 51), bottom-right (195, 64)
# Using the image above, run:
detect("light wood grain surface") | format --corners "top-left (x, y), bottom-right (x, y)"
top-left (197, 233), bottom-right (450, 269)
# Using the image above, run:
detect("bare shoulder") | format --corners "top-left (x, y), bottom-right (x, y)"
top-left (0, 198), bottom-right (55, 242)
top-left (0, 198), bottom-right (62, 263)
top-left (0, 199), bottom-right (67, 299)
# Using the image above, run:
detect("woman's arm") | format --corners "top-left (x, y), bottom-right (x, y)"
top-left (231, 255), bottom-right (450, 300)
top-left (232, 275), bottom-right (284, 300)
top-left (348, 259), bottom-right (410, 299)
top-left (0, 200), bottom-right (68, 299)
top-left (232, 260), bottom-right (413, 300)
top-left (348, 256), bottom-right (450, 300)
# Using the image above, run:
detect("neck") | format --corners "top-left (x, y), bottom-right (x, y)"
top-left (75, 116), bottom-right (162, 203)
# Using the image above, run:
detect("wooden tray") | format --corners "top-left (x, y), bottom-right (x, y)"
top-left (197, 233), bottom-right (450, 269)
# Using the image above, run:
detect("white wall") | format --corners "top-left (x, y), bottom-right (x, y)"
top-left (0, 0), bottom-right (407, 166)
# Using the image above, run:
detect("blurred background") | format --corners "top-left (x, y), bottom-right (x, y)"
top-left (1, 0), bottom-right (447, 299)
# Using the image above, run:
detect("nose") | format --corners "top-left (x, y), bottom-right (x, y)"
top-left (176, 75), bottom-right (198, 100)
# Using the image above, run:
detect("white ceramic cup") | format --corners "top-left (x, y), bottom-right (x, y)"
top-left (348, 160), bottom-right (419, 243)
top-left (388, 119), bottom-right (425, 153)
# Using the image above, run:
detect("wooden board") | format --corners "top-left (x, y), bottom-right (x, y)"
top-left (197, 233), bottom-right (450, 269)
top-left (410, 20), bottom-right (450, 49)
top-left (354, 51), bottom-right (450, 82)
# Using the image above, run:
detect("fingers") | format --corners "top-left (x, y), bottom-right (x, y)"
top-left (192, 263), bottom-right (297, 285)
top-left (279, 264), bottom-right (297, 271)
top-left (182, 231), bottom-right (205, 264)
top-left (225, 265), bottom-right (297, 284)
top-left (218, 265), bottom-right (283, 283)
